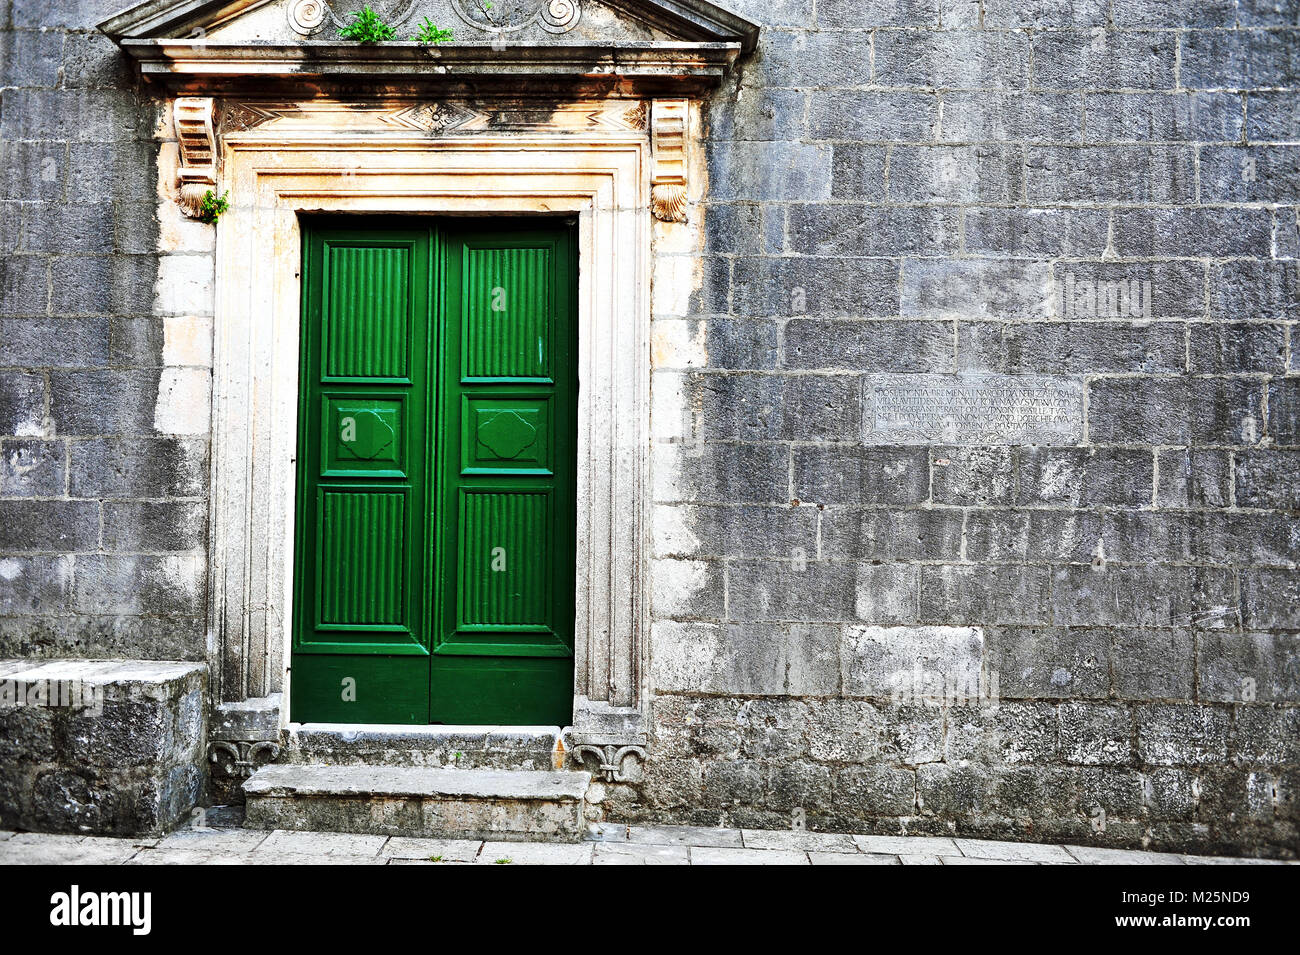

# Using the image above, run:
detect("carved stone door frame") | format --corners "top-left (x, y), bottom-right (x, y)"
top-left (202, 120), bottom-right (680, 762)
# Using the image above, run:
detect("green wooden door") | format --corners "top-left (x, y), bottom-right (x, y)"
top-left (291, 219), bottom-right (576, 725)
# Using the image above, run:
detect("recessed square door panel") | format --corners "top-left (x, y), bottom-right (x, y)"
top-left (462, 395), bottom-right (550, 473)
top-left (322, 394), bottom-right (406, 476)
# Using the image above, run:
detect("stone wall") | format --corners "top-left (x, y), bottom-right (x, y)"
top-left (638, 0), bottom-right (1300, 856)
top-left (0, 1), bottom-right (210, 662)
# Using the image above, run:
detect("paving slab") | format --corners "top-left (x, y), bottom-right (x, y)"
top-left (1066, 845), bottom-right (1186, 865)
top-left (809, 851), bottom-right (900, 864)
top-left (0, 835), bottom-right (142, 865)
top-left (689, 846), bottom-right (809, 865)
top-left (743, 829), bottom-right (858, 852)
top-left (953, 838), bottom-right (1077, 863)
top-left (156, 828), bottom-right (270, 853)
top-left (478, 841), bottom-right (594, 864)
top-left (854, 834), bottom-right (961, 856)
top-left (128, 849), bottom-right (246, 865)
top-left (626, 824), bottom-right (744, 847)
top-left (593, 842), bottom-right (690, 865)
top-left (941, 855), bottom-right (1035, 865)
top-left (900, 854), bottom-right (943, 865)
top-left (255, 830), bottom-right (389, 856)
top-left (381, 837), bottom-right (483, 862)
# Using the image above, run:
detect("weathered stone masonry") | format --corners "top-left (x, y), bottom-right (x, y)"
top-left (0, 0), bottom-right (1297, 856)
top-left (635, 0), bottom-right (1300, 856)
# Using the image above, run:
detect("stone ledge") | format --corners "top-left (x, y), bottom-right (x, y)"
top-left (246, 765), bottom-right (589, 801)
top-left (244, 765), bottom-right (592, 842)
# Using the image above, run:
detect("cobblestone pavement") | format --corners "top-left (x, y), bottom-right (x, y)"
top-left (1, 824), bottom-right (1294, 865)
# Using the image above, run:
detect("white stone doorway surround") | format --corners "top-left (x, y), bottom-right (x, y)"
top-left (211, 130), bottom-right (657, 759)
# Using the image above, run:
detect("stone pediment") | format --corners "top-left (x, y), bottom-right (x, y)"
top-left (98, 0), bottom-right (758, 92)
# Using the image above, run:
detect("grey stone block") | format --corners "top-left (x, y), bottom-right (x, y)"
top-left (1241, 569), bottom-right (1300, 629)
top-left (50, 369), bottom-right (159, 436)
top-left (1052, 565), bottom-right (1236, 629)
top-left (939, 92), bottom-right (1083, 143)
top-left (1087, 377), bottom-right (1263, 446)
top-left (72, 554), bottom-right (205, 616)
top-left (961, 321), bottom-right (1185, 375)
top-left (902, 260), bottom-right (1052, 319)
top-left (738, 699), bottom-right (809, 759)
top-left (0, 369), bottom-right (44, 435)
top-left (694, 373), bottom-right (860, 442)
top-left (0, 317), bottom-right (111, 368)
top-left (818, 0), bottom-right (945, 28)
top-left (764, 761), bottom-right (833, 813)
top-left (0, 554), bottom-right (72, 615)
top-left (783, 319), bottom-right (953, 372)
top-left (808, 91), bottom-right (938, 142)
top-left (0, 27), bottom-right (62, 88)
top-left (1211, 261), bottom-right (1300, 323)
top-left (986, 627), bottom-right (1110, 699)
top-left (1246, 90), bottom-right (1300, 141)
top-left (728, 559), bottom-right (858, 622)
top-left (982, 0), bottom-right (1110, 28)
top-left (820, 507), bottom-right (964, 562)
top-left (1112, 630), bottom-right (1195, 701)
top-left (1190, 323), bottom-right (1285, 374)
top-left (243, 765), bottom-right (590, 842)
top-left (0, 438), bottom-right (65, 496)
top-left (706, 142), bottom-right (831, 201)
top-left (835, 764), bottom-right (917, 815)
top-left (1268, 379), bottom-right (1300, 445)
top-left (750, 30), bottom-right (873, 88)
top-left (1, 141), bottom-right (67, 201)
top-left (1235, 450), bottom-right (1300, 508)
top-left (964, 208), bottom-right (1108, 258)
top-left (0, 499), bottom-right (98, 552)
top-left (1015, 447), bottom-right (1152, 507)
top-left (1060, 702), bottom-right (1134, 766)
top-left (700, 759), bottom-right (764, 808)
top-left (841, 625), bottom-right (983, 698)
top-left (1231, 707), bottom-right (1300, 766)
top-left (1137, 704), bottom-right (1230, 766)
top-left (103, 501), bottom-right (207, 553)
top-left (1181, 29), bottom-right (1300, 90)
top-left (704, 87), bottom-right (806, 142)
top-left (0, 658), bottom-right (205, 835)
top-left (1202, 145), bottom-right (1300, 203)
top-left (1032, 31), bottom-right (1178, 90)
top-left (651, 621), bottom-right (840, 696)
top-left (873, 30), bottom-right (1030, 89)
top-left (890, 145), bottom-right (1023, 203)
top-left (1113, 208), bottom-right (1273, 258)
top-left (1199, 632), bottom-right (1300, 704)
top-left (1084, 92), bottom-right (1246, 142)
top-left (946, 702), bottom-right (1059, 765)
top-left (731, 255), bottom-right (900, 318)
top-left (0, 255), bottom-right (50, 315)
top-left (69, 437), bottom-right (208, 498)
top-left (651, 557), bottom-right (724, 619)
top-left (659, 503), bottom-right (816, 559)
top-left (653, 443), bottom-right (788, 504)
top-left (1026, 146), bottom-right (1196, 203)
top-left (1156, 448), bottom-right (1231, 508)
top-left (0, 89), bottom-right (153, 142)
top-left (793, 446), bottom-right (930, 506)
top-left (1056, 261), bottom-right (1207, 320)
top-left (830, 145), bottom-right (887, 200)
top-left (919, 565), bottom-right (1051, 625)
top-left (1112, 0), bottom-right (1237, 27)
top-left (853, 564), bottom-right (920, 625)
top-left (788, 204), bottom-right (960, 257)
top-left (931, 446), bottom-right (1013, 505)
top-left (964, 509), bottom-right (1101, 563)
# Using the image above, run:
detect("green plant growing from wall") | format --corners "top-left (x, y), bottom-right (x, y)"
top-left (198, 189), bottom-right (229, 224)
top-left (338, 5), bottom-right (397, 42)
top-left (412, 17), bottom-right (454, 44)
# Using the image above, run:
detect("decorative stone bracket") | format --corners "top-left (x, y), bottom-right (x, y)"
top-left (174, 97), bottom-right (216, 219)
top-left (650, 98), bottom-right (689, 223)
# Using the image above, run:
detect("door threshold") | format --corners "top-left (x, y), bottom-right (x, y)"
top-left (282, 723), bottom-right (570, 771)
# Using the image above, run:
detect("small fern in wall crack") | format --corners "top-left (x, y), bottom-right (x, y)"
top-left (338, 5), bottom-right (397, 42)
top-left (412, 17), bottom-right (454, 44)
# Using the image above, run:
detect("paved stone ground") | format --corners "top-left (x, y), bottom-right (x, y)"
top-left (0, 824), bottom-right (1293, 865)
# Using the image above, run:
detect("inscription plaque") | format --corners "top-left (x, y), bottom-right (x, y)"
top-left (861, 374), bottom-right (1084, 446)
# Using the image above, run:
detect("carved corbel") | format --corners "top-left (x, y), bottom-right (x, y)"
top-left (650, 98), bottom-right (689, 223)
top-left (173, 97), bottom-right (217, 219)
top-left (572, 742), bottom-right (647, 783)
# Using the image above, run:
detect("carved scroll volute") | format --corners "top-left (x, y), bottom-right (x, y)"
top-left (650, 98), bottom-right (689, 223)
top-left (174, 97), bottom-right (217, 219)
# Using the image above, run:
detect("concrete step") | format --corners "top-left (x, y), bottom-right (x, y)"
top-left (243, 764), bottom-right (591, 842)
top-left (283, 723), bottom-right (565, 772)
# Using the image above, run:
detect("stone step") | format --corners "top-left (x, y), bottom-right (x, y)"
top-left (283, 723), bottom-right (566, 772)
top-left (243, 764), bottom-right (591, 842)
